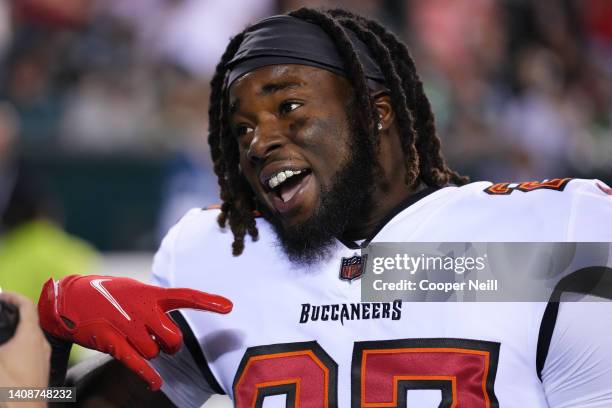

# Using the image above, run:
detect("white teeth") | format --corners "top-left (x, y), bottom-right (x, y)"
top-left (269, 176), bottom-right (279, 189)
top-left (266, 169), bottom-right (305, 189)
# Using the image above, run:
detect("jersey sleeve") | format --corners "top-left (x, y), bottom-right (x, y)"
top-left (150, 341), bottom-right (215, 408)
top-left (149, 208), bottom-right (217, 407)
top-left (541, 295), bottom-right (612, 407)
top-left (541, 180), bottom-right (612, 405)
top-left (566, 179), bottom-right (612, 240)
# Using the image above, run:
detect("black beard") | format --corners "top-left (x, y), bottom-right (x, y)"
top-left (262, 106), bottom-right (377, 266)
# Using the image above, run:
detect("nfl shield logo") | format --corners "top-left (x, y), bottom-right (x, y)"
top-left (339, 255), bottom-right (367, 281)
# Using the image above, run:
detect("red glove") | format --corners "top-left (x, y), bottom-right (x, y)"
top-left (38, 275), bottom-right (232, 390)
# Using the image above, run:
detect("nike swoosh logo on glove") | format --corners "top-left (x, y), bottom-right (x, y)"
top-left (90, 279), bottom-right (132, 321)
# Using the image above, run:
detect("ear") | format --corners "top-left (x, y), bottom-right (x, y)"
top-left (373, 92), bottom-right (394, 132)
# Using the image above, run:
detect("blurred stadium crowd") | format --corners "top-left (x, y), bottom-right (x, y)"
top-left (0, 0), bottom-right (611, 254)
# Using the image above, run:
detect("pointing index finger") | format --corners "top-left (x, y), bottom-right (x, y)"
top-left (157, 288), bottom-right (233, 314)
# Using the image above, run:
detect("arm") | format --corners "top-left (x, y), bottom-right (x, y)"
top-left (37, 274), bottom-right (232, 390)
top-left (48, 311), bottom-right (216, 408)
top-left (541, 296), bottom-right (612, 407)
top-left (64, 355), bottom-right (175, 408)
top-left (540, 182), bottom-right (612, 406)
top-left (0, 292), bottom-right (50, 408)
top-left (65, 319), bottom-right (217, 408)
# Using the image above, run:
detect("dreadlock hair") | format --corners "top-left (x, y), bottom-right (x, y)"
top-left (207, 8), bottom-right (468, 256)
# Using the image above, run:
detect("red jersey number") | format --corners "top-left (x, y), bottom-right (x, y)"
top-left (233, 338), bottom-right (500, 408)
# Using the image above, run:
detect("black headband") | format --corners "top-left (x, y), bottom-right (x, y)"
top-left (225, 15), bottom-right (386, 89)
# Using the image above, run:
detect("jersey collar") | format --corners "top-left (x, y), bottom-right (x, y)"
top-left (337, 185), bottom-right (442, 250)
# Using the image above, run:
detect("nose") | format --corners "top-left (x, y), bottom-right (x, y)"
top-left (246, 117), bottom-right (284, 164)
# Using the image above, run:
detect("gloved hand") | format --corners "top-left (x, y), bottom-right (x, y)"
top-left (38, 275), bottom-right (232, 390)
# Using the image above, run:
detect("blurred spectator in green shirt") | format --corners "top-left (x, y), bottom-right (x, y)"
top-left (0, 101), bottom-right (97, 324)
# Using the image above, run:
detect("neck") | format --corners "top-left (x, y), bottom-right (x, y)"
top-left (340, 181), bottom-right (426, 242)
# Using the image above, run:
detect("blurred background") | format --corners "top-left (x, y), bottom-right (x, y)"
top-left (0, 0), bottom-right (611, 406)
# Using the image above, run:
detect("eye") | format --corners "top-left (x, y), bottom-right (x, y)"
top-left (234, 124), bottom-right (254, 138)
top-left (279, 101), bottom-right (302, 115)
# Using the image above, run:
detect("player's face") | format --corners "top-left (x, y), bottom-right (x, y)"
top-left (229, 65), bottom-right (358, 228)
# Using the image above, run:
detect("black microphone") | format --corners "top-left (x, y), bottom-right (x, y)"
top-left (0, 299), bottom-right (19, 345)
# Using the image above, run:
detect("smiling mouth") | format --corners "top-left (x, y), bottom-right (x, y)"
top-left (259, 167), bottom-right (313, 214)
top-left (266, 169), bottom-right (311, 203)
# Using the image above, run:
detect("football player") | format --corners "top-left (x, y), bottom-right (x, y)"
top-left (38, 8), bottom-right (612, 407)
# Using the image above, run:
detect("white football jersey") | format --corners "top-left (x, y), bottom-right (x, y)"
top-left (150, 179), bottom-right (612, 408)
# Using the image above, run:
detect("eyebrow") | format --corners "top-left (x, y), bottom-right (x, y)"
top-left (258, 81), bottom-right (303, 96)
top-left (230, 81), bottom-right (303, 115)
